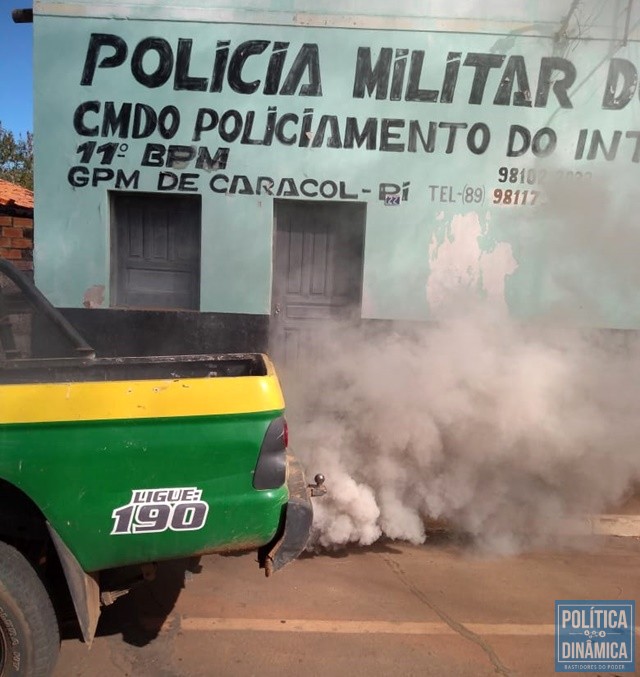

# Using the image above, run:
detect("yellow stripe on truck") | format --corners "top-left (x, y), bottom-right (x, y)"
top-left (0, 374), bottom-right (285, 425)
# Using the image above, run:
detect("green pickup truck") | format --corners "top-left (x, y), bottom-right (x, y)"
top-left (0, 259), bottom-right (321, 676)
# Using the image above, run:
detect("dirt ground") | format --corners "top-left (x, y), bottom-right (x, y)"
top-left (53, 534), bottom-right (640, 677)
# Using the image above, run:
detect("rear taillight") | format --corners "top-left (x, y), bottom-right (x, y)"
top-left (253, 416), bottom-right (287, 490)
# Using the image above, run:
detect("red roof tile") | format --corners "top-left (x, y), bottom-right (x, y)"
top-left (0, 179), bottom-right (33, 210)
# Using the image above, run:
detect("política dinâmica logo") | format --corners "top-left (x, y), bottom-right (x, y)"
top-left (555, 600), bottom-right (635, 672)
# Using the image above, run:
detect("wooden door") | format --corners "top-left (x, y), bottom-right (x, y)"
top-left (271, 200), bottom-right (366, 367)
top-left (111, 193), bottom-right (201, 310)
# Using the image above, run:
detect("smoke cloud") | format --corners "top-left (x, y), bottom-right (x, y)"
top-left (287, 312), bottom-right (640, 552)
top-left (284, 177), bottom-right (640, 553)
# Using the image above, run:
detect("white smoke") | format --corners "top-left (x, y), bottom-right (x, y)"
top-left (283, 168), bottom-right (640, 552)
top-left (286, 310), bottom-right (640, 552)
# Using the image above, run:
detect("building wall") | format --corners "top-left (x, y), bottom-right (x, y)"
top-left (33, 1), bottom-right (640, 335)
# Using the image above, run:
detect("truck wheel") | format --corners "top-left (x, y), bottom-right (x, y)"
top-left (0, 541), bottom-right (59, 676)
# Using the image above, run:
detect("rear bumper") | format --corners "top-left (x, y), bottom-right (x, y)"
top-left (260, 452), bottom-right (313, 575)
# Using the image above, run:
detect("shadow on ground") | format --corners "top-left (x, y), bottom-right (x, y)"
top-left (61, 557), bottom-right (202, 647)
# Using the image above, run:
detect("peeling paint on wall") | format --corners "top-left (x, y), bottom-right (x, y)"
top-left (83, 285), bottom-right (105, 308)
top-left (427, 211), bottom-right (517, 314)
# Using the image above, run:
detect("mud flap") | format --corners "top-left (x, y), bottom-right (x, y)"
top-left (261, 452), bottom-right (313, 576)
top-left (47, 523), bottom-right (100, 645)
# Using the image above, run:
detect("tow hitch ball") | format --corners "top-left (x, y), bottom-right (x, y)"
top-left (307, 473), bottom-right (326, 497)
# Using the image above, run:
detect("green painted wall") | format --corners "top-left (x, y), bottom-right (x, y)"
top-left (33, 2), bottom-right (640, 326)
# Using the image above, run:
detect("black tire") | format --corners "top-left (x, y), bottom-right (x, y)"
top-left (0, 541), bottom-right (59, 676)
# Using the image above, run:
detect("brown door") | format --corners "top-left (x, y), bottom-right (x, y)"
top-left (271, 200), bottom-right (366, 367)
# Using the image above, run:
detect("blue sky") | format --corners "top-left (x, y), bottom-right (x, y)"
top-left (0, 5), bottom-right (33, 138)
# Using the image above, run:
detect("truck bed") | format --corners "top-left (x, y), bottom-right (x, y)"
top-left (0, 353), bottom-right (268, 385)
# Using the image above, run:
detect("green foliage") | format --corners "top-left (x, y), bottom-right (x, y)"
top-left (0, 122), bottom-right (33, 191)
